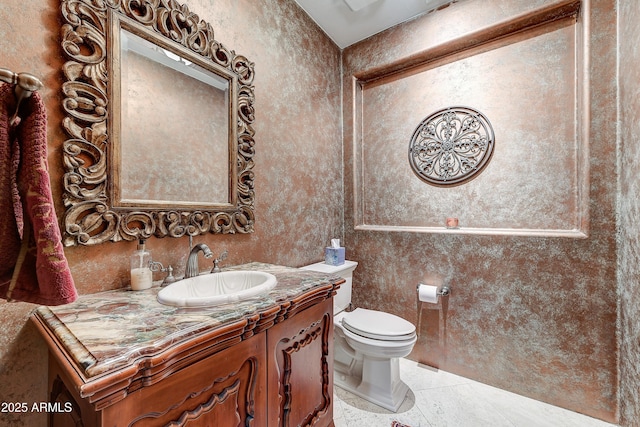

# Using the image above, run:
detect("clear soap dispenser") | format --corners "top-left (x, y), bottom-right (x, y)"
top-left (130, 239), bottom-right (152, 291)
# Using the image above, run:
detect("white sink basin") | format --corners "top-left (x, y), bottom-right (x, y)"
top-left (157, 270), bottom-right (277, 308)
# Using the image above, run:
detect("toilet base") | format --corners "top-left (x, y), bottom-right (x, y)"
top-left (334, 356), bottom-right (409, 412)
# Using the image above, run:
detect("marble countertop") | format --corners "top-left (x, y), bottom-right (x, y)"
top-left (33, 262), bottom-right (340, 379)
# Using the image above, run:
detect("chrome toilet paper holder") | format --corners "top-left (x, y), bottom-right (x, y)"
top-left (416, 283), bottom-right (451, 297)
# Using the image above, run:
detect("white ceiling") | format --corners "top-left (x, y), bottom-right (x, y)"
top-left (293, 0), bottom-right (455, 49)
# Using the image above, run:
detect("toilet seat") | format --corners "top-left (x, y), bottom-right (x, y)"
top-left (342, 308), bottom-right (416, 341)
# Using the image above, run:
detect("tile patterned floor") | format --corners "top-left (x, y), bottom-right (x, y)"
top-left (332, 358), bottom-right (618, 427)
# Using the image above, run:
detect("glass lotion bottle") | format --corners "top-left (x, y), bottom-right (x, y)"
top-left (130, 239), bottom-right (152, 290)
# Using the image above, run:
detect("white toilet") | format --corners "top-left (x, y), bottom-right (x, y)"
top-left (301, 260), bottom-right (417, 412)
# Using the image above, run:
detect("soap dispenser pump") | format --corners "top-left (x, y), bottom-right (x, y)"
top-left (130, 239), bottom-right (152, 291)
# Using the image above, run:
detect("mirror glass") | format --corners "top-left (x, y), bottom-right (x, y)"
top-left (118, 29), bottom-right (230, 205)
top-left (59, 0), bottom-right (256, 245)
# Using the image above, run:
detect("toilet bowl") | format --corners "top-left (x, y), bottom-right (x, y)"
top-left (301, 261), bottom-right (417, 412)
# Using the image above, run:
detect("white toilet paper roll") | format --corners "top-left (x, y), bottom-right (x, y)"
top-left (418, 284), bottom-right (439, 304)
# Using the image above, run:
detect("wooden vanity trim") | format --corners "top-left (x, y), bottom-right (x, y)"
top-left (31, 278), bottom-right (343, 411)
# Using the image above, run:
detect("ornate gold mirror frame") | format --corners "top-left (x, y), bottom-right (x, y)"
top-left (60, 0), bottom-right (255, 246)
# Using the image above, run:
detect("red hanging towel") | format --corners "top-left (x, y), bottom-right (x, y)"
top-left (0, 83), bottom-right (77, 305)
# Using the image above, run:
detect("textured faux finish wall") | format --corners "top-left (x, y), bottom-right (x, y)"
top-left (618, 1), bottom-right (640, 425)
top-left (0, 0), bottom-right (341, 425)
top-left (358, 22), bottom-right (580, 231)
top-left (343, 0), bottom-right (618, 422)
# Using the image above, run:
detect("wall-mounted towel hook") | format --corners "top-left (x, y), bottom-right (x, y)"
top-left (0, 68), bottom-right (44, 126)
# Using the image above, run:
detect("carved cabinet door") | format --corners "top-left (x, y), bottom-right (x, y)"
top-left (101, 332), bottom-right (267, 427)
top-left (267, 299), bottom-right (334, 427)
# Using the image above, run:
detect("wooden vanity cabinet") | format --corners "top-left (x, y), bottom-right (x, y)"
top-left (49, 332), bottom-right (267, 427)
top-left (42, 297), bottom-right (334, 427)
top-left (268, 298), bottom-right (334, 427)
top-left (103, 333), bottom-right (267, 426)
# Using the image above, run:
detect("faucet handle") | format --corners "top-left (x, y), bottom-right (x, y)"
top-left (150, 261), bottom-right (176, 286)
top-left (161, 265), bottom-right (176, 286)
top-left (211, 250), bottom-right (228, 273)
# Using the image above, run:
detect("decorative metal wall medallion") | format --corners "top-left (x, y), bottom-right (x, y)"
top-left (409, 106), bottom-right (495, 186)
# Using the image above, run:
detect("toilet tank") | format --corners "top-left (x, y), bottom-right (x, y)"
top-left (300, 260), bottom-right (358, 314)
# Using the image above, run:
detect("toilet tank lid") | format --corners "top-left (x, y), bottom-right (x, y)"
top-left (300, 260), bottom-right (358, 274)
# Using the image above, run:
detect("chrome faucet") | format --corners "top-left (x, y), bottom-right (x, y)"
top-left (185, 243), bottom-right (213, 278)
